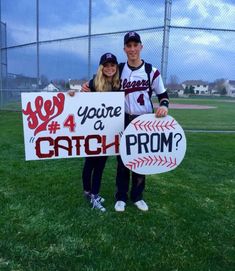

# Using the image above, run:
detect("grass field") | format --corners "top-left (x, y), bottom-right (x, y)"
top-left (164, 97), bottom-right (235, 131)
top-left (0, 98), bottom-right (235, 271)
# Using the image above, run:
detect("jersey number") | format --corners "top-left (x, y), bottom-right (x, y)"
top-left (137, 94), bottom-right (145, 105)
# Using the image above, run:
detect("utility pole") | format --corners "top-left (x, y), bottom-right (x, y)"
top-left (161, 0), bottom-right (172, 85)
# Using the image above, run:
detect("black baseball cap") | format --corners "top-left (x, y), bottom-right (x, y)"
top-left (99, 53), bottom-right (118, 65)
top-left (124, 31), bottom-right (141, 45)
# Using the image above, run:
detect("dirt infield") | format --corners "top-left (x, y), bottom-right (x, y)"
top-left (169, 104), bottom-right (216, 109)
top-left (153, 103), bottom-right (216, 109)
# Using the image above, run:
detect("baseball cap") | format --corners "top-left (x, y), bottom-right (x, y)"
top-left (99, 53), bottom-right (118, 65)
top-left (124, 31), bottom-right (141, 45)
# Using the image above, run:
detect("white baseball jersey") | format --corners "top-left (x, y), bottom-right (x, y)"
top-left (120, 62), bottom-right (166, 115)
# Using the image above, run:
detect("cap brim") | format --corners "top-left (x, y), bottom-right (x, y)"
top-left (124, 37), bottom-right (141, 44)
top-left (102, 59), bottom-right (117, 65)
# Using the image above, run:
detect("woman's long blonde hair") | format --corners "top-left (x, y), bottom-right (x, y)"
top-left (94, 64), bottom-right (120, 92)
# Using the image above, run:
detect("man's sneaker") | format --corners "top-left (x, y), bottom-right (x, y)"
top-left (114, 201), bottom-right (126, 212)
top-left (134, 200), bottom-right (149, 211)
top-left (90, 194), bottom-right (106, 212)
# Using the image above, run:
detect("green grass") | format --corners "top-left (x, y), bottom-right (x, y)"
top-left (156, 97), bottom-right (235, 131)
top-left (0, 98), bottom-right (235, 271)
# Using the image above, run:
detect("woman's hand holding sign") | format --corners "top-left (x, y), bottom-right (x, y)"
top-left (67, 90), bottom-right (76, 97)
top-left (81, 82), bottom-right (90, 92)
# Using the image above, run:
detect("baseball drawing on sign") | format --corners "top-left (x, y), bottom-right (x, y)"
top-left (120, 114), bottom-right (187, 175)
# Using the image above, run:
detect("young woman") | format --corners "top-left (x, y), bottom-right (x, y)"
top-left (68, 53), bottom-right (120, 212)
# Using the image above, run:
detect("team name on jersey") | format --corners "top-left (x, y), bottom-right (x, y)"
top-left (121, 78), bottom-right (149, 90)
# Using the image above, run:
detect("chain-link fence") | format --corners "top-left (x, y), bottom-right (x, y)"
top-left (1, 0), bottom-right (235, 110)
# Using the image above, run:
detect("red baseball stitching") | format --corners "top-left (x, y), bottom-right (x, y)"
top-left (126, 155), bottom-right (177, 171)
top-left (132, 119), bottom-right (176, 132)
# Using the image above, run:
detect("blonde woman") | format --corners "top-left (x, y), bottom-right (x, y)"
top-left (69, 53), bottom-right (119, 212)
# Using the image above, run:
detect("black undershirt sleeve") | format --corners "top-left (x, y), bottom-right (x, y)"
top-left (157, 91), bottom-right (169, 108)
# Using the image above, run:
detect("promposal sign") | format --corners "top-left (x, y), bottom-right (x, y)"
top-left (21, 92), bottom-right (124, 161)
top-left (120, 114), bottom-right (186, 174)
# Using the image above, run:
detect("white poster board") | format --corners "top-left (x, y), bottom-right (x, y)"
top-left (120, 114), bottom-right (186, 174)
top-left (21, 92), bottom-right (124, 161)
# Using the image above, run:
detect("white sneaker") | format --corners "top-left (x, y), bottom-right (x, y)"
top-left (134, 200), bottom-right (149, 211)
top-left (114, 201), bottom-right (126, 212)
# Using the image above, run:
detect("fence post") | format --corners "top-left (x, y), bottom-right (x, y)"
top-left (161, 0), bottom-right (172, 85)
top-left (88, 0), bottom-right (92, 79)
top-left (36, 0), bottom-right (40, 88)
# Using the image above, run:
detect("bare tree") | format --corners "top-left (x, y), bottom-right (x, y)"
top-left (169, 75), bottom-right (179, 85)
top-left (214, 79), bottom-right (227, 95)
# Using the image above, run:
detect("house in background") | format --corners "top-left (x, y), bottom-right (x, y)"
top-left (69, 79), bottom-right (86, 92)
top-left (208, 82), bottom-right (218, 95)
top-left (43, 82), bottom-right (60, 92)
top-left (182, 80), bottom-right (209, 95)
top-left (224, 80), bottom-right (235, 97)
top-left (166, 83), bottom-right (184, 96)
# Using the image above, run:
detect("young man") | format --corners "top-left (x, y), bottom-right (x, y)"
top-left (114, 31), bottom-right (169, 212)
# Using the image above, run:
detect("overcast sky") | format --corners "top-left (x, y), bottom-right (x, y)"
top-left (2, 0), bottom-right (235, 83)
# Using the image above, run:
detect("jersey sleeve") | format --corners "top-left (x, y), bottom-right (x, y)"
top-left (151, 67), bottom-right (166, 95)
